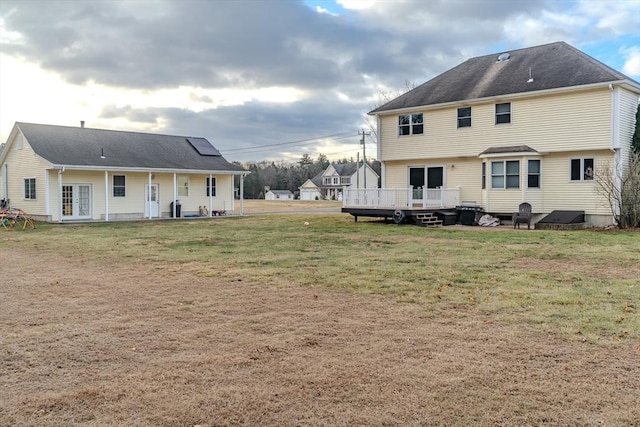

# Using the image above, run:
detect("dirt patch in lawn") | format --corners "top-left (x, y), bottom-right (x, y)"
top-left (1, 247), bottom-right (639, 427)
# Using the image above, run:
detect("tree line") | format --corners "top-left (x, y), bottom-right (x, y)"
top-left (234, 153), bottom-right (361, 199)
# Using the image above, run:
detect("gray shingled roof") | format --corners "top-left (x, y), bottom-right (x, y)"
top-left (17, 122), bottom-right (246, 173)
top-left (479, 145), bottom-right (538, 155)
top-left (371, 42), bottom-right (637, 114)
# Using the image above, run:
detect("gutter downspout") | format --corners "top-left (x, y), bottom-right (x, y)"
top-left (610, 83), bottom-right (621, 225)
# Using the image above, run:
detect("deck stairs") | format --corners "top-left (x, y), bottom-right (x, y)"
top-left (414, 212), bottom-right (443, 227)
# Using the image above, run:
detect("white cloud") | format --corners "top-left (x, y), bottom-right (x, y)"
top-left (576, 0), bottom-right (640, 35)
top-left (621, 46), bottom-right (640, 77)
top-left (336, 0), bottom-right (375, 10)
top-left (314, 6), bottom-right (337, 16)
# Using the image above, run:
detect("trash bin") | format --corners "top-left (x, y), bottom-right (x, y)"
top-left (170, 200), bottom-right (182, 217)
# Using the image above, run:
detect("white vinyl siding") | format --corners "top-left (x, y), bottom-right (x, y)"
top-left (379, 88), bottom-right (612, 162)
top-left (3, 131), bottom-right (49, 217)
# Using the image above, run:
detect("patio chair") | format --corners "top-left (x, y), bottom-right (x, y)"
top-left (513, 202), bottom-right (532, 229)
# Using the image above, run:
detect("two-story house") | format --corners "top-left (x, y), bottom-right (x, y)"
top-left (299, 162), bottom-right (379, 200)
top-left (364, 41), bottom-right (640, 227)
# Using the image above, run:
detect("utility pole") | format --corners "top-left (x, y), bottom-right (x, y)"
top-left (359, 129), bottom-right (370, 188)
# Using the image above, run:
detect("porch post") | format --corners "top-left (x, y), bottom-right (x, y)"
top-left (172, 173), bottom-right (177, 219)
top-left (240, 173), bottom-right (245, 216)
top-left (148, 173), bottom-right (152, 219)
top-left (104, 171), bottom-right (109, 221)
top-left (208, 173), bottom-right (213, 217)
top-left (58, 169), bottom-right (63, 223)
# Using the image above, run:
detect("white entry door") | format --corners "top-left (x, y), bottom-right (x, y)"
top-left (62, 184), bottom-right (92, 219)
top-left (144, 184), bottom-right (160, 218)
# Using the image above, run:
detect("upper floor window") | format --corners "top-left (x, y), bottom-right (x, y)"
top-left (340, 177), bottom-right (350, 185)
top-left (206, 177), bottom-right (216, 197)
top-left (528, 160), bottom-right (541, 188)
top-left (457, 107), bottom-right (471, 128)
top-left (399, 113), bottom-right (423, 135)
top-left (323, 177), bottom-right (331, 185)
top-left (24, 178), bottom-right (36, 199)
top-left (495, 103), bottom-right (511, 124)
top-left (570, 158), bottom-right (594, 181)
top-left (177, 175), bottom-right (189, 197)
top-left (113, 175), bottom-right (126, 197)
top-left (332, 177), bottom-right (339, 185)
top-left (491, 160), bottom-right (519, 189)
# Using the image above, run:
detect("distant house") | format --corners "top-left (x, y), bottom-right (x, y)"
top-left (265, 190), bottom-right (294, 200)
top-left (299, 162), bottom-right (379, 200)
top-left (359, 41), bottom-right (640, 226)
top-left (0, 122), bottom-right (248, 222)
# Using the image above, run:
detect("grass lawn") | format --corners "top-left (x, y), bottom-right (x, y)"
top-left (1, 214), bottom-right (639, 426)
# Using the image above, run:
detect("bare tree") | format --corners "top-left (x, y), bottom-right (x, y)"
top-left (595, 152), bottom-right (640, 228)
top-left (365, 80), bottom-right (417, 143)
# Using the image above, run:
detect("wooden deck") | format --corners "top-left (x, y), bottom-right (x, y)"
top-left (341, 187), bottom-right (461, 225)
top-left (342, 206), bottom-right (458, 226)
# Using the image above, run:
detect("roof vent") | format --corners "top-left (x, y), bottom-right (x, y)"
top-left (497, 52), bottom-right (510, 62)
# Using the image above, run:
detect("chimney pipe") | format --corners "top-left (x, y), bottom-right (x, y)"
top-left (80, 121), bottom-right (85, 128)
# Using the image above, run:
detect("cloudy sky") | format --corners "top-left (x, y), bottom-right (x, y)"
top-left (1, 0), bottom-right (639, 163)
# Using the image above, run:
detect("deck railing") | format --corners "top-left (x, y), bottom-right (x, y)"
top-left (342, 187), bottom-right (460, 209)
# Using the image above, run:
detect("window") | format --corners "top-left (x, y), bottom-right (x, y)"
top-left (24, 178), bottom-right (36, 199)
top-left (113, 175), bottom-right (126, 197)
top-left (457, 107), bottom-right (471, 128)
top-left (528, 160), bottom-right (540, 188)
top-left (482, 162), bottom-right (486, 189)
top-left (323, 177), bottom-right (331, 185)
top-left (177, 175), bottom-right (189, 197)
top-left (570, 158), bottom-right (594, 181)
top-left (332, 177), bottom-right (339, 185)
top-left (495, 103), bottom-right (511, 124)
top-left (206, 177), bottom-right (216, 197)
top-left (491, 160), bottom-right (519, 189)
top-left (340, 177), bottom-right (350, 185)
top-left (398, 113), bottom-right (423, 135)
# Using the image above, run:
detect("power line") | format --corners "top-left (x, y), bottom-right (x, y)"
top-left (222, 131), bottom-right (356, 154)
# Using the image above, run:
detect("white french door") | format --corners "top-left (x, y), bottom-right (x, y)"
top-left (144, 184), bottom-right (160, 218)
top-left (62, 184), bottom-right (92, 219)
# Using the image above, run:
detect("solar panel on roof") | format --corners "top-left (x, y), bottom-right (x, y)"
top-left (187, 137), bottom-right (221, 156)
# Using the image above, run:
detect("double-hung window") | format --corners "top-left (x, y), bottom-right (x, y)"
top-left (206, 177), bottom-right (216, 197)
top-left (491, 160), bottom-right (519, 189)
top-left (113, 175), bottom-right (126, 197)
top-left (528, 160), bottom-right (541, 188)
top-left (495, 103), bottom-right (511, 124)
top-left (457, 107), bottom-right (471, 128)
top-left (570, 158), bottom-right (594, 181)
top-left (24, 178), bottom-right (36, 199)
top-left (177, 175), bottom-right (189, 197)
top-left (398, 113), bottom-right (423, 135)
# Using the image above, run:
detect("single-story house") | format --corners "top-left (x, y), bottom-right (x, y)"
top-left (365, 41), bottom-right (640, 227)
top-left (265, 189), bottom-right (294, 200)
top-left (299, 161), bottom-right (380, 200)
top-left (0, 122), bottom-right (248, 222)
